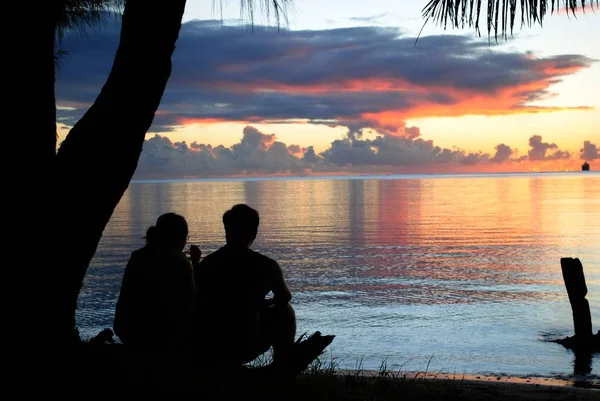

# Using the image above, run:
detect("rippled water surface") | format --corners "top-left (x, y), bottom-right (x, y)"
top-left (78, 172), bottom-right (600, 378)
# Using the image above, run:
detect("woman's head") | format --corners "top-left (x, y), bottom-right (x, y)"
top-left (145, 212), bottom-right (188, 251)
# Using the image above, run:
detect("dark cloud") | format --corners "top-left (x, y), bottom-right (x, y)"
top-left (136, 135), bottom-right (228, 177)
top-left (580, 140), bottom-right (599, 160)
top-left (404, 126), bottom-right (421, 140)
top-left (228, 126), bottom-right (304, 171)
top-left (287, 144), bottom-right (303, 154)
top-left (490, 144), bottom-right (514, 163)
top-left (136, 126), bottom-right (315, 178)
top-left (460, 152), bottom-right (489, 166)
top-left (527, 135), bottom-right (570, 161)
top-left (548, 150), bottom-right (571, 160)
top-left (55, 16), bottom-right (594, 134)
top-left (132, 127), bottom-right (587, 178)
top-left (302, 146), bottom-right (320, 163)
top-left (134, 126), bottom-right (498, 178)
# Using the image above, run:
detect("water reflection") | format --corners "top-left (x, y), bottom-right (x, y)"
top-left (80, 173), bottom-right (600, 376)
top-left (574, 351), bottom-right (594, 376)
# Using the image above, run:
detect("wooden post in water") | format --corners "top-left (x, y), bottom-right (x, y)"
top-left (560, 257), bottom-right (593, 345)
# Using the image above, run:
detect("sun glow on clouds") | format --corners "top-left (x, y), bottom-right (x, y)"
top-left (411, 110), bottom-right (600, 154)
top-left (54, 14), bottom-right (599, 176)
top-left (125, 123), bottom-right (597, 179)
top-left (170, 121), bottom-right (344, 154)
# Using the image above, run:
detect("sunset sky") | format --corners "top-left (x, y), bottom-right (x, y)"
top-left (55, 1), bottom-right (600, 178)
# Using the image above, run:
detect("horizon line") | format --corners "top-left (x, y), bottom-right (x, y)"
top-left (130, 169), bottom-right (597, 184)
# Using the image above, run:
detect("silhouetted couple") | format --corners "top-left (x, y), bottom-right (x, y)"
top-left (113, 204), bottom-right (296, 368)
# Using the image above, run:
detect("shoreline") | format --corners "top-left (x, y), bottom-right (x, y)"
top-left (325, 369), bottom-right (600, 400)
top-left (84, 330), bottom-right (600, 390)
top-left (337, 369), bottom-right (600, 388)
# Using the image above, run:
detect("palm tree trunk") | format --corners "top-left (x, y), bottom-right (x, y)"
top-left (7, 5), bottom-right (58, 325)
top-left (6, 3), bottom-right (58, 207)
top-left (49, 0), bottom-right (187, 344)
top-left (4, 3), bottom-right (59, 390)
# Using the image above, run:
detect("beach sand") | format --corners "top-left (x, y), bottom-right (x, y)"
top-left (77, 342), bottom-right (600, 399)
top-left (321, 370), bottom-right (600, 400)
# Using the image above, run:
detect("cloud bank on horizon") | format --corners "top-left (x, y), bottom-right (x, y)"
top-left (55, 15), bottom-right (598, 178)
top-left (130, 127), bottom-right (596, 179)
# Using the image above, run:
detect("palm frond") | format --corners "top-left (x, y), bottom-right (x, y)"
top-left (54, 1), bottom-right (292, 64)
top-left (58, 1), bottom-right (292, 37)
top-left (216, 0), bottom-right (292, 28)
top-left (56, 0), bottom-right (124, 40)
top-left (421, 0), bottom-right (598, 40)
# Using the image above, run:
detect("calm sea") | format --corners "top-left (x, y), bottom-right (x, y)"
top-left (77, 172), bottom-right (600, 379)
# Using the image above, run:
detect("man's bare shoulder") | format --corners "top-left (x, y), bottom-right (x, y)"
top-left (197, 246), bottom-right (280, 272)
top-left (198, 246), bottom-right (227, 260)
top-left (249, 249), bottom-right (279, 266)
top-left (248, 249), bottom-right (281, 271)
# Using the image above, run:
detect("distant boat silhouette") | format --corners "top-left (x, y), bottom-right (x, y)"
top-left (582, 161), bottom-right (590, 171)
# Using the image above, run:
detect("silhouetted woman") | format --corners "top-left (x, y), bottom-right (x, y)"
top-left (114, 212), bottom-right (200, 357)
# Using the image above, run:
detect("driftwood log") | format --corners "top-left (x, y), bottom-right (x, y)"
top-left (554, 258), bottom-right (599, 354)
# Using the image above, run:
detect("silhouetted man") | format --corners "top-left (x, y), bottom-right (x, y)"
top-left (191, 204), bottom-right (296, 367)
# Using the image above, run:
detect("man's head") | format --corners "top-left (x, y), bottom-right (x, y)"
top-left (223, 204), bottom-right (260, 247)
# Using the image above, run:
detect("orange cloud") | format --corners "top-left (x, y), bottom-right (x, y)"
top-left (188, 60), bottom-right (592, 131)
top-left (56, 19), bottom-right (596, 135)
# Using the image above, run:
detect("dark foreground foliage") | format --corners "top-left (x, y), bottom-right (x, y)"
top-left (59, 338), bottom-right (598, 401)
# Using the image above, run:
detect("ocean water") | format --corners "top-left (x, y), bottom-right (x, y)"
top-left (77, 172), bottom-right (600, 379)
